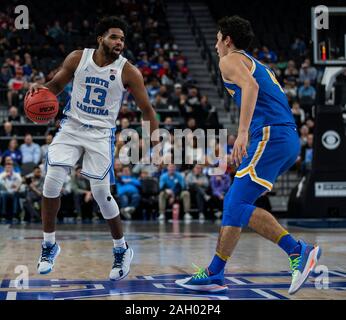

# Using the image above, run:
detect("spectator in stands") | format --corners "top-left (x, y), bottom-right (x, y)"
top-left (306, 119), bottom-right (315, 134)
top-left (185, 164), bottom-right (210, 221)
top-left (168, 83), bottom-right (183, 108)
top-left (162, 116), bottom-right (174, 133)
top-left (160, 61), bottom-right (175, 87)
top-left (116, 166), bottom-right (141, 220)
top-left (2, 121), bottom-right (17, 137)
top-left (0, 156), bottom-right (21, 174)
top-left (153, 93), bottom-right (168, 109)
top-left (7, 67), bottom-right (28, 106)
top-left (291, 37), bottom-right (307, 58)
top-left (199, 95), bottom-right (218, 128)
top-left (186, 87), bottom-right (200, 111)
top-left (7, 106), bottom-right (23, 123)
top-left (283, 60), bottom-right (299, 83)
top-left (299, 59), bottom-right (317, 84)
top-left (58, 171), bottom-right (74, 222)
top-left (1, 138), bottom-right (22, 166)
top-left (146, 77), bottom-right (161, 101)
top-left (118, 102), bottom-right (137, 122)
top-left (177, 55), bottom-right (189, 75)
top-left (226, 134), bottom-right (236, 155)
top-left (186, 117), bottom-right (197, 131)
top-left (40, 133), bottom-right (53, 162)
top-left (120, 117), bottom-right (130, 130)
top-left (299, 133), bottom-right (314, 175)
top-left (299, 124), bottom-right (309, 147)
top-left (0, 162), bottom-right (22, 222)
top-left (132, 155), bottom-right (158, 177)
top-left (291, 101), bottom-right (305, 128)
top-left (47, 20), bottom-right (65, 41)
top-left (298, 79), bottom-right (316, 105)
top-left (113, 159), bottom-right (123, 178)
top-left (283, 81), bottom-right (297, 103)
top-left (23, 53), bottom-right (33, 78)
top-left (0, 64), bottom-right (12, 91)
top-left (23, 166), bottom-right (44, 222)
top-left (20, 133), bottom-right (41, 165)
top-left (158, 164), bottom-right (191, 221)
top-left (258, 46), bottom-right (277, 63)
top-left (71, 166), bottom-right (94, 222)
top-left (210, 173), bottom-right (231, 219)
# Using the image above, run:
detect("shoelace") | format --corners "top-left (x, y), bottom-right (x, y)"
top-left (40, 244), bottom-right (55, 262)
top-left (289, 255), bottom-right (301, 275)
top-left (113, 248), bottom-right (126, 268)
top-left (191, 263), bottom-right (209, 280)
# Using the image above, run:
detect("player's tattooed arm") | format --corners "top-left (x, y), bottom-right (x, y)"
top-left (122, 62), bottom-right (159, 143)
top-left (219, 55), bottom-right (259, 166)
top-left (29, 50), bottom-right (83, 96)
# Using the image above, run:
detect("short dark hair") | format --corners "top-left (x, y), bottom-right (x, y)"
top-left (95, 16), bottom-right (128, 37)
top-left (217, 16), bottom-right (254, 50)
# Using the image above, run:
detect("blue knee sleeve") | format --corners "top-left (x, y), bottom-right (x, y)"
top-left (222, 175), bottom-right (267, 227)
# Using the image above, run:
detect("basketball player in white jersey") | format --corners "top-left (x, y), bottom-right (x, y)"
top-left (29, 17), bottom-right (159, 280)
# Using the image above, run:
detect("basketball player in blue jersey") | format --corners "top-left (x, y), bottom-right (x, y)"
top-left (176, 16), bottom-right (322, 295)
top-left (29, 17), bottom-right (159, 280)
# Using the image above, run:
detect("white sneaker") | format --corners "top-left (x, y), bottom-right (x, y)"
top-left (158, 213), bottom-right (165, 221)
top-left (184, 213), bottom-right (192, 221)
top-left (109, 244), bottom-right (134, 281)
top-left (37, 242), bottom-right (61, 275)
top-left (199, 213), bottom-right (205, 222)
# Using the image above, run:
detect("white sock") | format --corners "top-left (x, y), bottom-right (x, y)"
top-left (43, 232), bottom-right (56, 245)
top-left (113, 237), bottom-right (126, 249)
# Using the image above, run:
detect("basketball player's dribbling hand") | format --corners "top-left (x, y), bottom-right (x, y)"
top-left (28, 83), bottom-right (48, 95)
top-left (230, 131), bottom-right (248, 167)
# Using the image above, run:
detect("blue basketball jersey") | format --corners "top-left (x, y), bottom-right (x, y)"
top-left (223, 50), bottom-right (296, 136)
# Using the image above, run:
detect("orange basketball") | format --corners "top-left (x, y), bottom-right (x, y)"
top-left (24, 88), bottom-right (59, 124)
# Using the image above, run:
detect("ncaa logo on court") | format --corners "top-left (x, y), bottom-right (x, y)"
top-left (322, 130), bottom-right (340, 150)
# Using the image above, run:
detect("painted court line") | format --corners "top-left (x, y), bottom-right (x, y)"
top-left (226, 277), bottom-right (247, 285)
top-left (251, 289), bottom-right (279, 300)
top-left (6, 292), bottom-right (17, 300)
top-left (329, 271), bottom-right (346, 278)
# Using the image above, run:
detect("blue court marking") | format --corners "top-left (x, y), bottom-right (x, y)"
top-left (1, 271), bottom-right (345, 300)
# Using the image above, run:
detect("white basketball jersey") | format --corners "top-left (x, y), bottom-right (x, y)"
top-left (63, 48), bottom-right (127, 128)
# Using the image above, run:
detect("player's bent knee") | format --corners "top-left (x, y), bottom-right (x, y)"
top-left (43, 165), bottom-right (69, 198)
top-left (90, 182), bottom-right (119, 220)
top-left (222, 200), bottom-right (256, 228)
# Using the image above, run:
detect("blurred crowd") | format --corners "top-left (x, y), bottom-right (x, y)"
top-left (0, 0), bottom-right (324, 223)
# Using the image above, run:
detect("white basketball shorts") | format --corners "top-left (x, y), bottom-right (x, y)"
top-left (47, 117), bottom-right (116, 184)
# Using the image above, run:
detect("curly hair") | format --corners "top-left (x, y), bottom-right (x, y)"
top-left (95, 16), bottom-right (128, 37)
top-left (217, 16), bottom-right (255, 50)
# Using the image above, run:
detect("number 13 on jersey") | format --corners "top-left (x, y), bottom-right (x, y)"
top-left (83, 85), bottom-right (107, 107)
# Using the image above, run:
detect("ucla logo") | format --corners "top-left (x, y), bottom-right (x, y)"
top-left (1, 270), bottom-right (345, 300)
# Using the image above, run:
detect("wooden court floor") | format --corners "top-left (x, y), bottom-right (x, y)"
top-left (0, 220), bottom-right (345, 300)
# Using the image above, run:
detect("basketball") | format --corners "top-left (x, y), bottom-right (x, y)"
top-left (24, 88), bottom-right (59, 124)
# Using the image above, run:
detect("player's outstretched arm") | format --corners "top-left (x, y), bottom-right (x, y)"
top-left (122, 62), bottom-right (159, 139)
top-left (220, 55), bottom-right (259, 166)
top-left (29, 50), bottom-right (83, 96)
